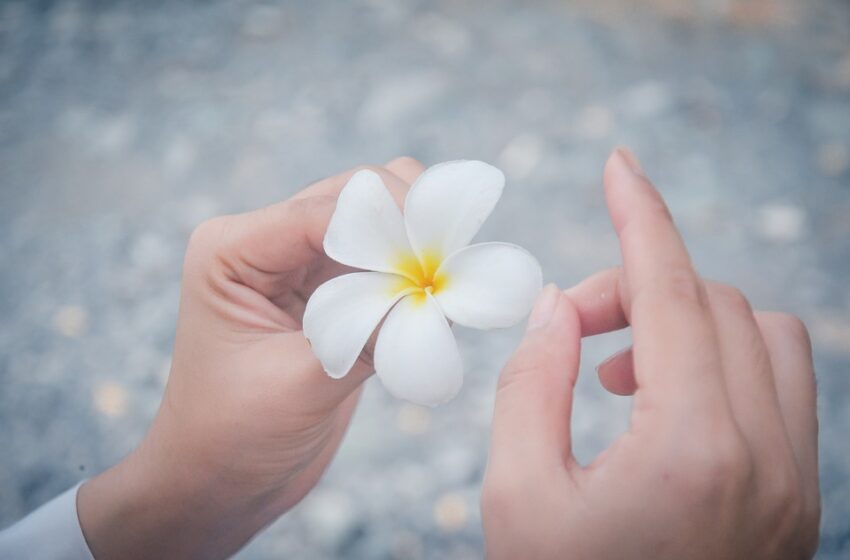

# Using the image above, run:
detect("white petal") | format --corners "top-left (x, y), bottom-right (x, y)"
top-left (434, 242), bottom-right (542, 329)
top-left (403, 160), bottom-right (505, 261)
top-left (303, 271), bottom-right (413, 379)
top-left (323, 169), bottom-right (414, 274)
top-left (373, 293), bottom-right (463, 406)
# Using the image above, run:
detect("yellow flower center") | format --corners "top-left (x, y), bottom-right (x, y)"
top-left (392, 249), bottom-right (448, 303)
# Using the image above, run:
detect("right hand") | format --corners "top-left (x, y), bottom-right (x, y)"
top-left (481, 148), bottom-right (820, 559)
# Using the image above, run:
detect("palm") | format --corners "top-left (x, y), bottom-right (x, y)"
top-left (214, 256), bottom-right (365, 499)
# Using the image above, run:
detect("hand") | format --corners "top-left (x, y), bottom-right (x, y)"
top-left (481, 149), bottom-right (820, 559)
top-left (77, 157), bottom-right (426, 559)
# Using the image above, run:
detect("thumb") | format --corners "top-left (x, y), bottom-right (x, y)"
top-left (489, 284), bottom-right (582, 472)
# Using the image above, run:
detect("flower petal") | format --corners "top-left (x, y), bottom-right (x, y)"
top-left (404, 160), bottom-right (505, 261)
top-left (434, 242), bottom-right (542, 329)
top-left (373, 293), bottom-right (463, 406)
top-left (303, 271), bottom-right (413, 379)
top-left (323, 169), bottom-right (414, 274)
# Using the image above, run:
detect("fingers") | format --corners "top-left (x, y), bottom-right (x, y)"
top-left (603, 148), bottom-right (725, 417)
top-left (705, 283), bottom-right (796, 483)
top-left (269, 333), bottom-right (374, 409)
top-left (232, 159), bottom-right (424, 276)
top-left (384, 156), bottom-right (426, 184)
top-left (755, 312), bottom-right (819, 518)
top-left (489, 285), bottom-right (582, 473)
top-left (293, 157), bottom-right (424, 208)
top-left (563, 267), bottom-right (629, 336)
top-left (596, 346), bottom-right (635, 396)
top-left (188, 162), bottom-right (422, 299)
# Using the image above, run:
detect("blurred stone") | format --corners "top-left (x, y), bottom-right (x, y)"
top-left (725, 0), bottom-right (790, 26)
top-left (130, 233), bottom-right (172, 274)
top-left (433, 492), bottom-right (468, 532)
top-left (575, 104), bottom-right (614, 140)
top-left (756, 89), bottom-right (791, 122)
top-left (816, 143), bottom-right (850, 178)
top-left (91, 115), bottom-right (136, 155)
top-left (358, 72), bottom-right (448, 131)
top-left (755, 202), bottom-right (807, 242)
top-left (498, 133), bottom-right (544, 179)
top-left (252, 109), bottom-right (291, 143)
top-left (415, 14), bottom-right (471, 56)
top-left (181, 195), bottom-right (221, 230)
top-left (362, 0), bottom-right (413, 24)
top-left (394, 461), bottom-right (432, 500)
top-left (242, 5), bottom-right (286, 39)
top-left (389, 530), bottom-right (424, 560)
top-left (397, 403), bottom-right (431, 435)
top-left (93, 381), bottom-right (129, 418)
top-left (48, 2), bottom-right (83, 39)
top-left (833, 52), bottom-right (850, 91)
top-left (621, 80), bottom-right (673, 119)
top-left (229, 154), bottom-right (275, 190)
top-left (433, 444), bottom-right (478, 485)
top-left (811, 314), bottom-right (850, 355)
top-left (163, 136), bottom-right (198, 176)
top-left (516, 88), bottom-right (555, 120)
top-left (52, 305), bottom-right (89, 338)
top-left (302, 489), bottom-right (359, 548)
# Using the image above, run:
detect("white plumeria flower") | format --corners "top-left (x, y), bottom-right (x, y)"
top-left (303, 160), bottom-right (543, 406)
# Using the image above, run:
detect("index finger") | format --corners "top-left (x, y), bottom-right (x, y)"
top-left (208, 164), bottom-right (418, 296)
top-left (603, 148), bottom-right (726, 418)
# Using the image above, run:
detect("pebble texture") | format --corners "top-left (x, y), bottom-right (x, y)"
top-left (1, 0), bottom-right (849, 558)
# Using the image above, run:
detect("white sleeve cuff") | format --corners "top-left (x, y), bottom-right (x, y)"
top-left (0, 482), bottom-right (95, 560)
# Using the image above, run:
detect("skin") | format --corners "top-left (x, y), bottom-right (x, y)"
top-left (482, 149), bottom-right (820, 559)
top-left (77, 157), bottom-right (427, 559)
top-left (75, 149), bottom-right (820, 559)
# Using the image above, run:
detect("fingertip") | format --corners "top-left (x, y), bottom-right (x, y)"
top-left (384, 156), bottom-right (426, 184)
top-left (562, 268), bottom-right (630, 337)
top-left (603, 149), bottom-right (636, 232)
top-left (596, 346), bottom-right (637, 396)
top-left (552, 288), bottom-right (581, 336)
top-left (527, 286), bottom-right (581, 342)
top-left (603, 146), bottom-right (653, 213)
top-left (615, 146), bottom-right (645, 175)
top-left (526, 283), bottom-right (562, 331)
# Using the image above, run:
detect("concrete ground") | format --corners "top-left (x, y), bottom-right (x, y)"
top-left (1, 0), bottom-right (848, 558)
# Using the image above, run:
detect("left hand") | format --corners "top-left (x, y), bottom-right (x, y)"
top-left (77, 157), bottom-right (426, 559)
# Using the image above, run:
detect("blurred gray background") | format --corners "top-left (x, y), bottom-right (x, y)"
top-left (1, 0), bottom-right (848, 558)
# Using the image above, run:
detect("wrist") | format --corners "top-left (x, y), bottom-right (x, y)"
top-left (77, 420), bottom-right (279, 559)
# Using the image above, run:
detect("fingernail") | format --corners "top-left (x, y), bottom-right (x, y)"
top-left (595, 346), bottom-right (632, 373)
top-left (616, 147), bottom-right (645, 177)
top-left (527, 283), bottom-right (560, 331)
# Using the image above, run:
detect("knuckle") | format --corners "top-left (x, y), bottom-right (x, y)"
top-left (497, 347), bottom-right (562, 394)
top-left (350, 163), bottom-right (388, 178)
top-left (481, 470), bottom-right (520, 518)
top-left (187, 216), bottom-right (232, 259)
top-left (184, 216), bottom-right (242, 288)
top-left (677, 428), bottom-right (753, 495)
top-left (710, 284), bottom-right (753, 315)
top-left (481, 466), bottom-right (547, 527)
top-left (387, 155), bottom-right (423, 169)
top-left (659, 267), bottom-right (708, 308)
top-left (762, 461), bottom-right (810, 551)
top-left (496, 362), bottom-right (544, 395)
top-left (769, 312), bottom-right (812, 351)
top-left (766, 461), bottom-right (803, 516)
